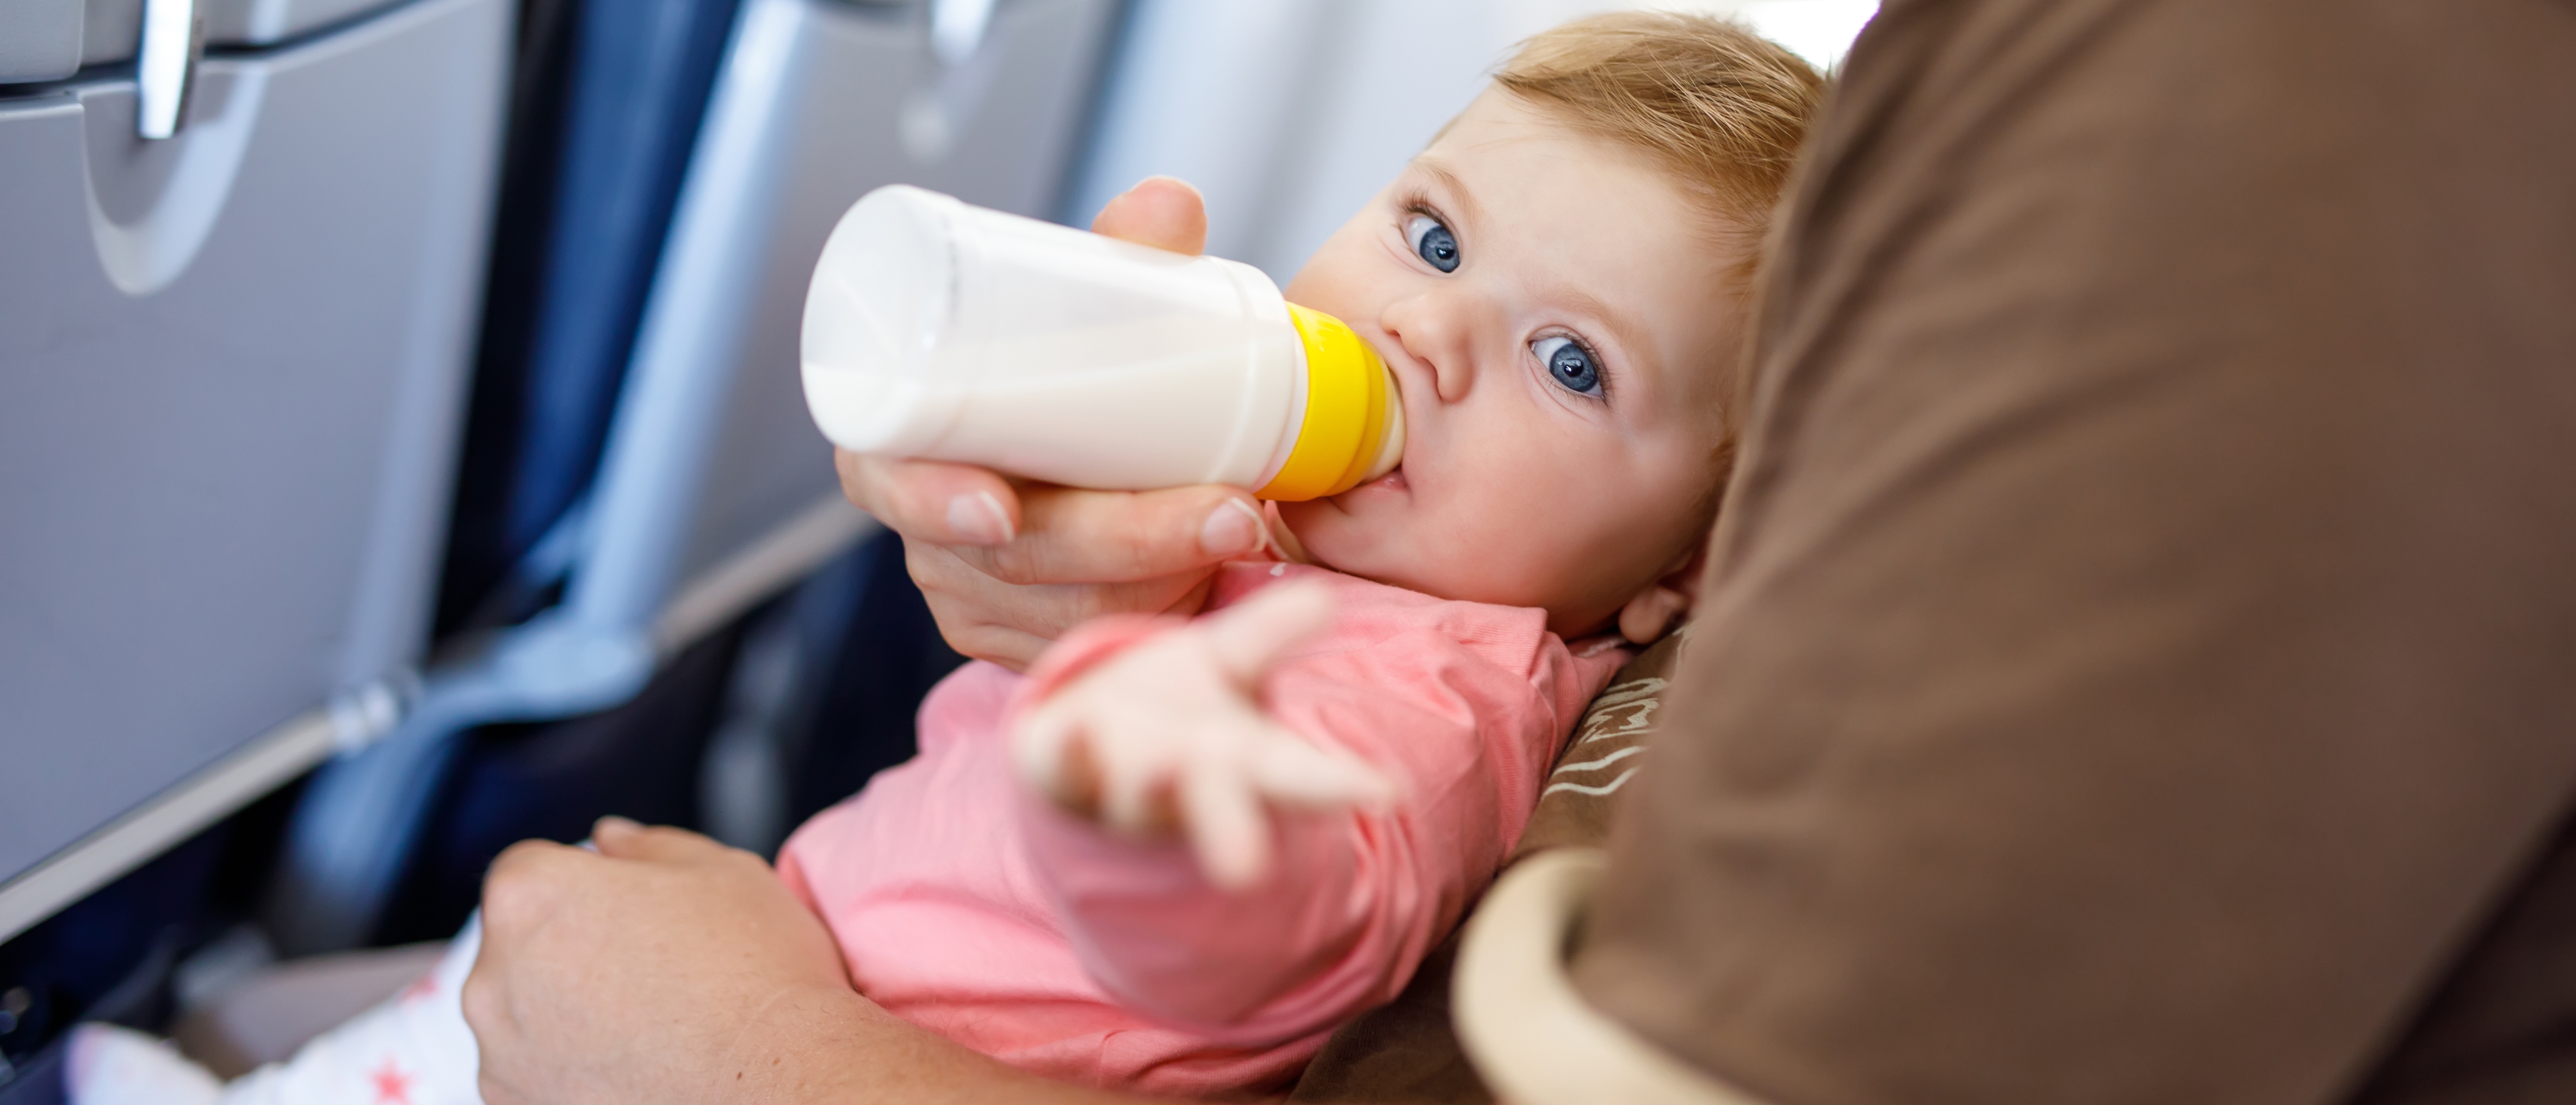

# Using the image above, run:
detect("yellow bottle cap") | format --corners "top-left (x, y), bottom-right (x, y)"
top-left (1258, 304), bottom-right (1404, 501)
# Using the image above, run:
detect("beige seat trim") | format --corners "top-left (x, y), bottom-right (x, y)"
top-left (1454, 849), bottom-right (1775, 1105)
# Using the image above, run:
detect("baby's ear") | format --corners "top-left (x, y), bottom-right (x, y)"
top-left (1615, 538), bottom-right (1710, 645)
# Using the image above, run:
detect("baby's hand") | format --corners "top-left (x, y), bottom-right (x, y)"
top-left (1010, 582), bottom-right (1396, 889)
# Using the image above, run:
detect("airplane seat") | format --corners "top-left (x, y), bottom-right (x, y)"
top-left (434, 0), bottom-right (739, 641)
top-left (776, 533), bottom-right (969, 835)
top-left (157, 525), bottom-right (967, 1074)
top-left (261, 0), bottom-right (1128, 954)
top-left (0, 0), bottom-right (1122, 1089)
top-left (0, 833), bottom-right (243, 1101)
top-left (0, 0), bottom-right (512, 1089)
top-left (331, 0), bottom-right (756, 949)
top-left (373, 615), bottom-right (753, 945)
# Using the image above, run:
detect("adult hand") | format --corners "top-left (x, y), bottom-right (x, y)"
top-left (465, 818), bottom-right (1132, 1105)
top-left (835, 177), bottom-right (1271, 671)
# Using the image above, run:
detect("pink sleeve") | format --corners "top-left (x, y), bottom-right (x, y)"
top-left (1006, 594), bottom-right (1606, 1043)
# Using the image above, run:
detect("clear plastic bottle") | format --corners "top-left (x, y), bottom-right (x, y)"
top-left (801, 185), bottom-right (1403, 501)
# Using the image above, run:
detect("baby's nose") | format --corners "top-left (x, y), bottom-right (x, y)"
top-left (1381, 292), bottom-right (1485, 404)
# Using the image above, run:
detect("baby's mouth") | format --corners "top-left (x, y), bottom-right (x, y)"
top-left (1358, 464), bottom-right (1407, 493)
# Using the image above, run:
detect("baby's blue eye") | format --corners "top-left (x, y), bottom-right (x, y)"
top-left (1405, 214), bottom-right (1460, 273)
top-left (1535, 336), bottom-right (1601, 396)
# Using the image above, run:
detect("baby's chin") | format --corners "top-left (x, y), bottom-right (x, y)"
top-left (1274, 492), bottom-right (1464, 601)
top-left (1275, 497), bottom-right (1404, 581)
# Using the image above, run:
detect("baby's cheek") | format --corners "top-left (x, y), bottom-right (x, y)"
top-left (1405, 487), bottom-right (1584, 608)
top-left (1281, 429), bottom-right (1646, 614)
top-left (1450, 454), bottom-right (1676, 612)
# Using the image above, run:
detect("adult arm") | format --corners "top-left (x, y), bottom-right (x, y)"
top-left (463, 819), bottom-right (1153, 1105)
top-left (1569, 2), bottom-right (2576, 1104)
top-left (838, 177), bottom-right (1271, 671)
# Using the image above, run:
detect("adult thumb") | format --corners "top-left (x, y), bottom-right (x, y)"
top-left (590, 817), bottom-right (733, 865)
top-left (1092, 176), bottom-right (1208, 256)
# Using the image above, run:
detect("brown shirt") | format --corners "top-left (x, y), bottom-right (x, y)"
top-left (1570, 2), bottom-right (2576, 1104)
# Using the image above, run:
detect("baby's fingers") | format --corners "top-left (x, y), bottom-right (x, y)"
top-left (1180, 761), bottom-right (1271, 890)
top-left (1013, 706), bottom-right (1131, 830)
top-left (1248, 729), bottom-right (1398, 812)
top-left (1010, 703), bottom-right (1083, 804)
top-left (1203, 582), bottom-right (1337, 683)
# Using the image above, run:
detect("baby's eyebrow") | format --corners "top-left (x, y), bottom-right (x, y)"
top-left (1412, 159), bottom-right (1485, 230)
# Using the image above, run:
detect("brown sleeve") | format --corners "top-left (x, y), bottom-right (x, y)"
top-left (1571, 3), bottom-right (2576, 1105)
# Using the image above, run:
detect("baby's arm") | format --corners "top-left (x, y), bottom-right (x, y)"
top-left (1005, 579), bottom-right (1572, 1034)
top-left (1010, 582), bottom-right (1395, 888)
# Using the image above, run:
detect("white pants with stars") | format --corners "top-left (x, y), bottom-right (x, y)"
top-left (68, 921), bottom-right (484, 1105)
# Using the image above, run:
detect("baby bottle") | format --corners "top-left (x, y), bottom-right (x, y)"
top-left (800, 185), bottom-right (1403, 501)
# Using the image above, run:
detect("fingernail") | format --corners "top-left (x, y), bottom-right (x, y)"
top-left (947, 491), bottom-right (1015, 545)
top-left (1200, 498), bottom-right (1265, 557)
top-left (596, 815), bottom-right (640, 834)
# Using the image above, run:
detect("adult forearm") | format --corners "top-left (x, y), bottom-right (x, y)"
top-left (721, 984), bottom-right (1143, 1105)
top-left (465, 824), bottom-right (1162, 1105)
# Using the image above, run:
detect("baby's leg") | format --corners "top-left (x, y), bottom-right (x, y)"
top-left (70, 919), bottom-right (487, 1105)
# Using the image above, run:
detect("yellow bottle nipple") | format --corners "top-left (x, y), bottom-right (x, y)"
top-left (1257, 304), bottom-right (1406, 501)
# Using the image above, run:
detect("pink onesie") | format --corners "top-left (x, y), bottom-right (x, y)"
top-left (775, 561), bottom-right (1625, 1096)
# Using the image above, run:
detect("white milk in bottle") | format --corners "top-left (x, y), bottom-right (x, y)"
top-left (801, 185), bottom-right (1402, 500)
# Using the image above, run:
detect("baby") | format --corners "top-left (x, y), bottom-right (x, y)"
top-left (68, 13), bottom-right (1823, 1102)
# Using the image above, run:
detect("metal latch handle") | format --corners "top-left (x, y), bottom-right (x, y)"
top-left (138, 0), bottom-right (204, 140)
top-left (930, 0), bottom-right (995, 66)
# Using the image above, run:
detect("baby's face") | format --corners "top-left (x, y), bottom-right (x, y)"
top-left (1278, 90), bottom-right (1747, 637)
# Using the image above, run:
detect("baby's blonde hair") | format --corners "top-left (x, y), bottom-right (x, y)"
top-left (1493, 11), bottom-right (1826, 282)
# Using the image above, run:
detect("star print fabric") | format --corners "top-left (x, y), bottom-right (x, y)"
top-left (67, 921), bottom-right (486, 1105)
